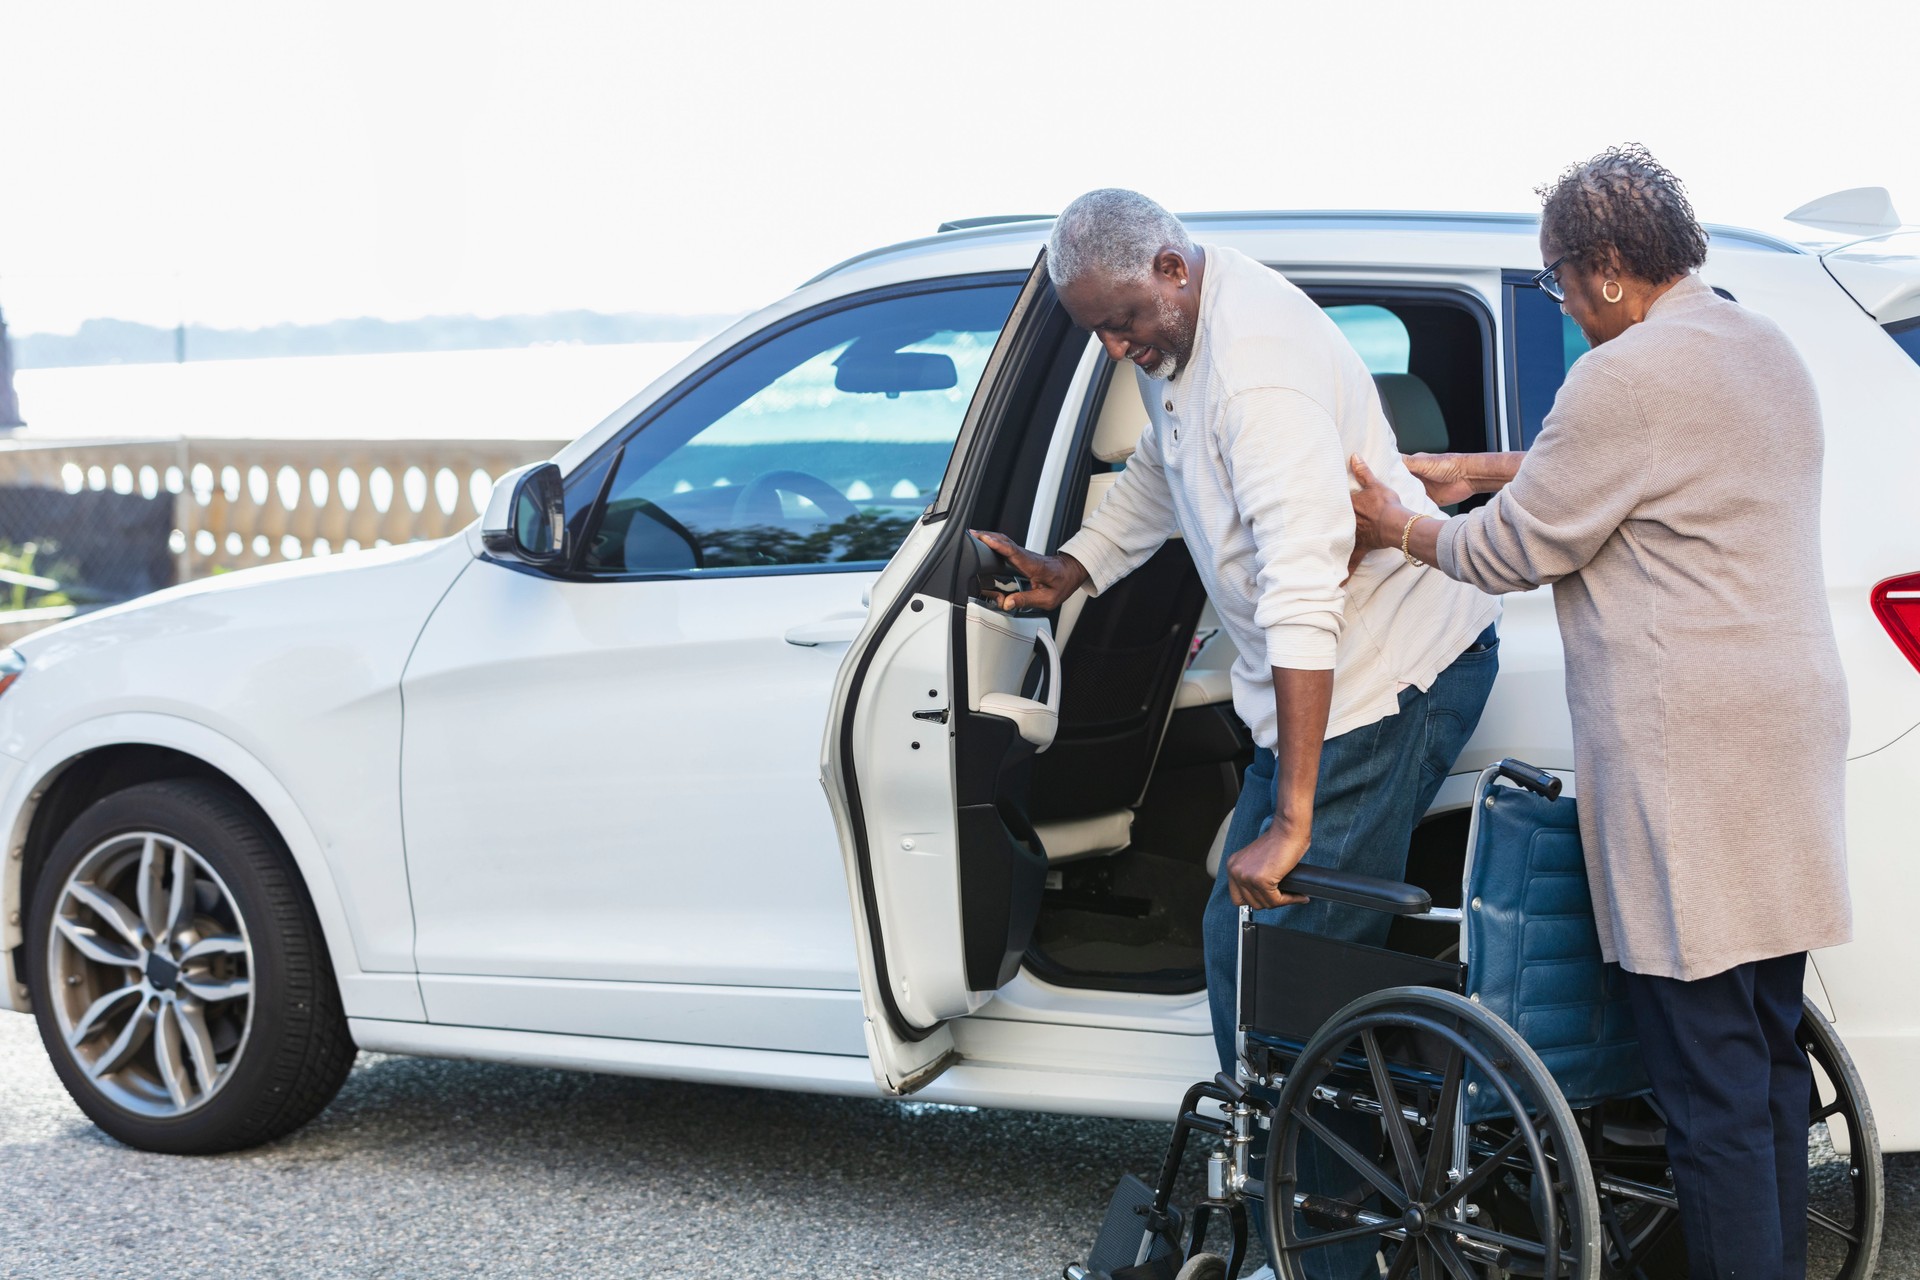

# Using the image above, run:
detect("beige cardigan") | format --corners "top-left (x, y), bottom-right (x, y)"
top-left (1438, 274), bottom-right (1851, 980)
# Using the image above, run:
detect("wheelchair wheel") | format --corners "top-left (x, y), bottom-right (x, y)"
top-left (1265, 986), bottom-right (1600, 1280)
top-left (1586, 998), bottom-right (1883, 1279)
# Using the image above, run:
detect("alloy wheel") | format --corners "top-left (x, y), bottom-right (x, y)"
top-left (45, 831), bottom-right (255, 1116)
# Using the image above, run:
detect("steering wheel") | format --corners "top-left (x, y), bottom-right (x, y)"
top-left (729, 469), bottom-right (859, 527)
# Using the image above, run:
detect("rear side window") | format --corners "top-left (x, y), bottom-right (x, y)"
top-left (1888, 318), bottom-right (1920, 365)
top-left (1324, 305), bottom-right (1411, 374)
top-left (1504, 277), bottom-right (1590, 448)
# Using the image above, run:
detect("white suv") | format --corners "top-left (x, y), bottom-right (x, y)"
top-left (2, 210), bottom-right (1916, 1156)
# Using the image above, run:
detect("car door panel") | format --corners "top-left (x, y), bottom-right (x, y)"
top-left (825, 252), bottom-right (1082, 1092)
top-left (401, 565), bottom-right (869, 990)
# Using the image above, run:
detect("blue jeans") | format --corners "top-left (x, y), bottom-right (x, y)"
top-left (1203, 625), bottom-right (1499, 1277)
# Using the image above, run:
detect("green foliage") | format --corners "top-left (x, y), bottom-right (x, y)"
top-left (0, 541), bottom-right (74, 612)
top-left (693, 510), bottom-right (917, 570)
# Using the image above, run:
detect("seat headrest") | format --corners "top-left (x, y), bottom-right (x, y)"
top-left (1091, 371), bottom-right (1151, 463)
top-left (1372, 373), bottom-right (1450, 455)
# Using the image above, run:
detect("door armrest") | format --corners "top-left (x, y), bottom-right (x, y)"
top-left (978, 691), bottom-right (1058, 751)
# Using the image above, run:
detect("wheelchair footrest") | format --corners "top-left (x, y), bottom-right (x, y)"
top-left (1083, 1172), bottom-right (1181, 1277)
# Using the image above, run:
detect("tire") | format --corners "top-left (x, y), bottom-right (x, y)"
top-left (1174, 1254), bottom-right (1229, 1280)
top-left (26, 778), bottom-right (356, 1154)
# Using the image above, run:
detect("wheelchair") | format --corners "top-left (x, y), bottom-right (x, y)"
top-left (1067, 759), bottom-right (1884, 1280)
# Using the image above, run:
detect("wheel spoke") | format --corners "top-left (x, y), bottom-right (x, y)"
top-left (66, 982), bottom-right (144, 1047)
top-left (65, 881), bottom-right (145, 950)
top-left (153, 1005), bottom-right (191, 1109)
top-left (1279, 1220), bottom-right (1395, 1253)
top-left (1426, 1232), bottom-right (1481, 1280)
top-left (173, 1002), bottom-right (219, 1095)
top-left (1294, 1103), bottom-right (1410, 1209)
top-left (53, 914), bottom-right (141, 968)
top-left (1384, 1241), bottom-right (1418, 1280)
top-left (1440, 1213), bottom-right (1561, 1256)
top-left (89, 1001), bottom-right (156, 1077)
top-left (136, 836), bottom-right (169, 940)
top-left (1806, 1206), bottom-right (1860, 1245)
top-left (163, 843), bottom-right (196, 944)
top-left (178, 974), bottom-right (250, 1003)
top-left (179, 933), bottom-right (245, 963)
top-left (1432, 1130), bottom-right (1526, 1215)
top-left (1362, 1029), bottom-right (1423, 1191)
top-left (1421, 1046), bottom-right (1465, 1200)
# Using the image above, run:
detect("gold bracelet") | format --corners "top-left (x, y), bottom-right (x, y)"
top-left (1401, 514), bottom-right (1434, 567)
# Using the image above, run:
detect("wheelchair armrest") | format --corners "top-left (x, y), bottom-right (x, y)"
top-left (1495, 757), bottom-right (1562, 800)
top-left (1275, 865), bottom-right (1432, 915)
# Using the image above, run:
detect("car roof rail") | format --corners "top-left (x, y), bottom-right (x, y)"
top-left (937, 214), bottom-right (1054, 233)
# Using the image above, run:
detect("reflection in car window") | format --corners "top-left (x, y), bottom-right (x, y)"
top-left (1323, 305), bottom-right (1411, 374)
top-left (580, 283), bottom-right (1018, 576)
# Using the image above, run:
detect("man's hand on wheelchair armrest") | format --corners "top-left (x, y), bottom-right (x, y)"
top-left (1229, 823), bottom-right (1436, 916)
top-left (1226, 821), bottom-right (1313, 910)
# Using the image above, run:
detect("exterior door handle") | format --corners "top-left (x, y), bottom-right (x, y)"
top-left (784, 611), bottom-right (867, 647)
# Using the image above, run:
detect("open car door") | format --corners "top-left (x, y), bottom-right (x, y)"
top-left (821, 252), bottom-right (1080, 1093)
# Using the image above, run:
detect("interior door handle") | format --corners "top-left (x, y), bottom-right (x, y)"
top-left (784, 611), bottom-right (867, 647)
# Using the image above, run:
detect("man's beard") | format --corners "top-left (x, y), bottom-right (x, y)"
top-left (1148, 294), bottom-right (1194, 380)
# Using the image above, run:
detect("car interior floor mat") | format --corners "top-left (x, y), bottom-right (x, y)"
top-left (1031, 849), bottom-right (1213, 980)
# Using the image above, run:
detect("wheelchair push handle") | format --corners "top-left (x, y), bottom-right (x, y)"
top-left (1274, 864), bottom-right (1432, 916)
top-left (1495, 757), bottom-right (1562, 800)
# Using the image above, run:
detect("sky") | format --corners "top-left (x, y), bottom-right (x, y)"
top-left (2, 0), bottom-right (1915, 335)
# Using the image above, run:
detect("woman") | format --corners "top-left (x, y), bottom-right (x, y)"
top-left (1350, 145), bottom-right (1851, 1280)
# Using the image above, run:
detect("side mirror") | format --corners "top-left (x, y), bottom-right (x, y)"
top-left (481, 462), bottom-right (569, 570)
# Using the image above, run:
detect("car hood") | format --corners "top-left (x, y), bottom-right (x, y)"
top-left (11, 537), bottom-right (471, 658)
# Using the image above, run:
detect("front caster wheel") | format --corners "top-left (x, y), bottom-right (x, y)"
top-left (27, 779), bottom-right (356, 1153)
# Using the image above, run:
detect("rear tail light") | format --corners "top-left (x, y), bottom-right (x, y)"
top-left (1871, 574), bottom-right (1920, 673)
top-left (0, 648), bottom-right (21, 698)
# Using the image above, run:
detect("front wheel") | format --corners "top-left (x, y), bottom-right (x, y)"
top-left (27, 779), bottom-right (356, 1153)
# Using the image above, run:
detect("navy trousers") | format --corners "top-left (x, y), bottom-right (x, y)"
top-left (1621, 953), bottom-right (1812, 1280)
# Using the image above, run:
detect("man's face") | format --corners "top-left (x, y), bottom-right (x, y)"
top-left (1057, 250), bottom-right (1198, 380)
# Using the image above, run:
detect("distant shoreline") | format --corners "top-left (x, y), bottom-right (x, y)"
top-left (13, 310), bottom-right (740, 371)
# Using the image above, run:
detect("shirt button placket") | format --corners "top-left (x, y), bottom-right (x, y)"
top-left (1165, 398), bottom-right (1177, 442)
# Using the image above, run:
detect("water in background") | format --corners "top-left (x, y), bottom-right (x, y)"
top-left (10, 304), bottom-right (1416, 448)
top-left (9, 341), bottom-right (706, 443)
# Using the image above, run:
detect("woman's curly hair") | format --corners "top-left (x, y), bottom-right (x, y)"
top-left (1538, 145), bottom-right (1708, 282)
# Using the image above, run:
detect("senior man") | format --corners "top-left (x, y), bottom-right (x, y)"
top-left (976, 188), bottom-right (1501, 1067)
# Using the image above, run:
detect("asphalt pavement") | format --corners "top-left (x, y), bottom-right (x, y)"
top-left (3, 1013), bottom-right (1918, 1279)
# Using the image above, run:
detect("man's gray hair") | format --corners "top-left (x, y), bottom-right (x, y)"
top-left (1047, 189), bottom-right (1195, 290)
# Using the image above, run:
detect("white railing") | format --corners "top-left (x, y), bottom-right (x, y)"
top-left (0, 436), bottom-right (568, 635)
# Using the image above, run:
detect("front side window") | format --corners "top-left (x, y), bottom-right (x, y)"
top-left (579, 283), bottom-right (1018, 577)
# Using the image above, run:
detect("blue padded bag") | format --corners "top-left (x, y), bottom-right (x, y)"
top-left (1464, 783), bottom-right (1649, 1119)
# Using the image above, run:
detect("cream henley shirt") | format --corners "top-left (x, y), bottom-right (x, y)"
top-left (1059, 244), bottom-right (1499, 749)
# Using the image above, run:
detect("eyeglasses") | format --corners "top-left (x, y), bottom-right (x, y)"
top-left (1532, 255), bottom-right (1567, 304)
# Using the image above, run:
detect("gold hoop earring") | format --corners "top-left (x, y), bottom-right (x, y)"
top-left (1602, 280), bottom-right (1624, 304)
